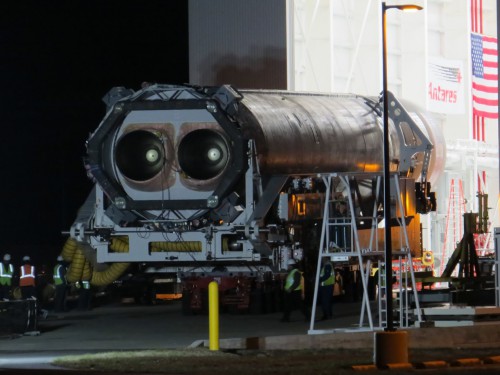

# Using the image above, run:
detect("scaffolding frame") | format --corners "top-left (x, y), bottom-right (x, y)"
top-left (308, 173), bottom-right (421, 334)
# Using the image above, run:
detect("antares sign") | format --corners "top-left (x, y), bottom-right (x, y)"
top-left (427, 57), bottom-right (465, 114)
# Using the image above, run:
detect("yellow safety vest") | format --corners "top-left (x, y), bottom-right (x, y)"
top-left (53, 264), bottom-right (65, 285)
top-left (320, 263), bottom-right (335, 286)
top-left (284, 269), bottom-right (302, 292)
top-left (0, 263), bottom-right (13, 286)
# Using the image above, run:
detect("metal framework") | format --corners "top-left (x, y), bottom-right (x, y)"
top-left (308, 173), bottom-right (422, 334)
top-left (493, 228), bottom-right (500, 307)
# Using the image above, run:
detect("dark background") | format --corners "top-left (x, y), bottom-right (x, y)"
top-left (0, 1), bottom-right (189, 266)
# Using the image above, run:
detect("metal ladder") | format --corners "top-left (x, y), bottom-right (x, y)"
top-left (439, 178), bottom-right (466, 277)
top-left (377, 262), bottom-right (388, 327)
top-left (378, 174), bottom-right (422, 328)
top-left (377, 248), bottom-right (420, 328)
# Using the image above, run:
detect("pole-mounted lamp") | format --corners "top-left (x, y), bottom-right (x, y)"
top-left (381, 2), bottom-right (423, 332)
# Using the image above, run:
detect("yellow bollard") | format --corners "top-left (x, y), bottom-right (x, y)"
top-left (208, 281), bottom-right (219, 351)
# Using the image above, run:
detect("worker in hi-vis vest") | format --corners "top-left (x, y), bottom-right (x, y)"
top-left (53, 255), bottom-right (68, 312)
top-left (77, 279), bottom-right (92, 311)
top-left (19, 255), bottom-right (36, 299)
top-left (0, 253), bottom-right (14, 300)
top-left (318, 257), bottom-right (334, 320)
top-left (281, 259), bottom-right (309, 322)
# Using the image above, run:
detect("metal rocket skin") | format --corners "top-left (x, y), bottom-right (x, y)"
top-left (85, 84), bottom-right (444, 221)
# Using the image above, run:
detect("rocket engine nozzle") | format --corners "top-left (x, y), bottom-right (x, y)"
top-left (116, 130), bottom-right (166, 181)
top-left (178, 129), bottom-right (229, 180)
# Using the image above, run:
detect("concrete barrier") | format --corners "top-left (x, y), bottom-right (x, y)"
top-left (217, 322), bottom-right (500, 351)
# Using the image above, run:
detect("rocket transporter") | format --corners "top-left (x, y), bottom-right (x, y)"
top-left (64, 84), bottom-right (445, 310)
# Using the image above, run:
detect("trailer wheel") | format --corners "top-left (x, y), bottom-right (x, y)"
top-left (249, 289), bottom-right (264, 314)
top-left (181, 291), bottom-right (193, 315)
top-left (200, 290), bottom-right (209, 315)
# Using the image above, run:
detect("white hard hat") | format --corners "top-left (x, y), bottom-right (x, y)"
top-left (3, 254), bottom-right (10, 261)
top-left (287, 259), bottom-right (296, 267)
top-left (22, 255), bottom-right (30, 262)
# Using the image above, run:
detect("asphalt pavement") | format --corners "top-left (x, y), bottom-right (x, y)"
top-left (0, 299), bottom-right (361, 369)
top-left (2, 299), bottom-right (500, 372)
top-left (1, 300), bottom-right (365, 346)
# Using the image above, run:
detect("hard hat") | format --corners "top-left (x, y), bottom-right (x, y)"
top-left (57, 255), bottom-right (64, 262)
top-left (22, 255), bottom-right (30, 262)
top-left (3, 253), bottom-right (10, 261)
top-left (286, 259), bottom-right (296, 267)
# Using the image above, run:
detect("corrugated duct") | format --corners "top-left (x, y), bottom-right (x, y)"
top-left (61, 237), bottom-right (129, 286)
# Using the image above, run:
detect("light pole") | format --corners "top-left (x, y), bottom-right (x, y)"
top-left (375, 2), bottom-right (423, 367)
top-left (381, 2), bottom-right (422, 332)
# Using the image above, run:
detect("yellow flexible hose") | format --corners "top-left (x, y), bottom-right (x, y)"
top-left (61, 237), bottom-right (78, 262)
top-left (61, 237), bottom-right (130, 286)
top-left (66, 244), bottom-right (88, 283)
top-left (150, 241), bottom-right (201, 252)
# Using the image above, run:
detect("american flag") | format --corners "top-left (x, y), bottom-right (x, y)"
top-left (471, 32), bottom-right (498, 119)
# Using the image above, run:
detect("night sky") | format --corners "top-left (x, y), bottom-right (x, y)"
top-left (0, 1), bottom-right (189, 266)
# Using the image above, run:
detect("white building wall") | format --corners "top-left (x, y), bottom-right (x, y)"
top-left (188, 0), bottom-right (499, 259)
top-left (291, 0), bottom-right (381, 94)
top-left (289, 0), bottom-right (499, 258)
